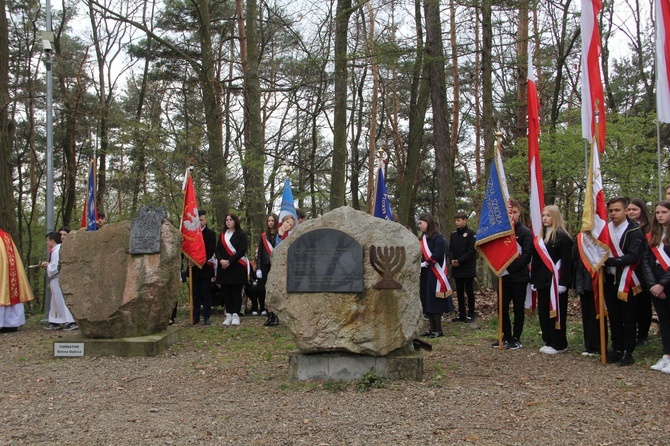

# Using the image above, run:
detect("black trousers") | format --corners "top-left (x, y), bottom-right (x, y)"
top-left (653, 295), bottom-right (670, 355)
top-left (501, 280), bottom-right (527, 342)
top-left (604, 274), bottom-right (639, 353)
top-left (579, 290), bottom-right (608, 353)
top-left (454, 277), bottom-right (475, 318)
top-left (221, 283), bottom-right (244, 315)
top-left (193, 277), bottom-right (212, 322)
top-left (636, 290), bottom-right (652, 341)
top-left (537, 288), bottom-right (568, 350)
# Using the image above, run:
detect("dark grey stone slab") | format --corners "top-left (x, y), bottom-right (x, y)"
top-left (130, 205), bottom-right (166, 254)
top-left (287, 228), bottom-right (364, 293)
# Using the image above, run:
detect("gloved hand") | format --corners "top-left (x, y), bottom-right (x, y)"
top-left (530, 284), bottom-right (536, 291)
top-left (558, 285), bottom-right (567, 294)
top-left (256, 269), bottom-right (262, 279)
top-left (420, 261), bottom-right (428, 268)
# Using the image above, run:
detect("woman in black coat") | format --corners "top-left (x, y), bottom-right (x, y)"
top-left (216, 213), bottom-right (249, 326)
top-left (530, 205), bottom-right (573, 354)
top-left (639, 201), bottom-right (670, 373)
top-left (418, 213), bottom-right (450, 338)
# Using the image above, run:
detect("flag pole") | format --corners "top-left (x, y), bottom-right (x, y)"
top-left (598, 268), bottom-right (606, 364)
top-left (188, 265), bottom-right (194, 325)
top-left (658, 119), bottom-right (663, 202)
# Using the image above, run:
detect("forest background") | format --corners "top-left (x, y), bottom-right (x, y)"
top-left (0, 0), bottom-right (667, 310)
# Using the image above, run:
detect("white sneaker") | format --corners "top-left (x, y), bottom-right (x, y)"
top-left (261, 311), bottom-right (267, 316)
top-left (650, 356), bottom-right (670, 371)
top-left (222, 313), bottom-right (232, 326)
top-left (662, 363), bottom-right (670, 374)
top-left (540, 346), bottom-right (565, 355)
top-left (231, 313), bottom-right (240, 326)
top-left (251, 311), bottom-right (258, 316)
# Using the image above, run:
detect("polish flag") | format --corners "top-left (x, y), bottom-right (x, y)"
top-left (527, 57), bottom-right (543, 314)
top-left (657, 0), bottom-right (670, 123)
top-left (581, 0), bottom-right (606, 151)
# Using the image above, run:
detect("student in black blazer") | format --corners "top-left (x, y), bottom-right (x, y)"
top-left (216, 213), bottom-right (249, 326)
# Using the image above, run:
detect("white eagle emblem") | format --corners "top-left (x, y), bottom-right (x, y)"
top-left (183, 209), bottom-right (200, 232)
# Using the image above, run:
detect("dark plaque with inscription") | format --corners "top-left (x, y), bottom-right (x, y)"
top-left (287, 229), bottom-right (364, 293)
top-left (130, 205), bottom-right (167, 254)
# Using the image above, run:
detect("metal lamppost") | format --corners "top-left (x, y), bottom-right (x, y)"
top-left (42, 0), bottom-right (54, 317)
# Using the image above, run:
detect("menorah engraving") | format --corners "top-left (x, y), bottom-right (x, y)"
top-left (370, 245), bottom-right (405, 289)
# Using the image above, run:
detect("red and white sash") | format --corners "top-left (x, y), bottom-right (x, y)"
top-left (533, 236), bottom-right (562, 328)
top-left (261, 233), bottom-right (274, 255)
top-left (647, 233), bottom-right (670, 272)
top-left (221, 232), bottom-right (250, 276)
top-left (421, 235), bottom-right (453, 297)
top-left (608, 222), bottom-right (641, 301)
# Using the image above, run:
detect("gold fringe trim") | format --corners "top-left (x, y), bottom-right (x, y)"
top-left (549, 310), bottom-right (557, 319)
top-left (617, 291), bottom-right (629, 302)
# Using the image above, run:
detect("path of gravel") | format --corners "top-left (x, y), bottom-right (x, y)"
top-left (1, 304), bottom-right (669, 445)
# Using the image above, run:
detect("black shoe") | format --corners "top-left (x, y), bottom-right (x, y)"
top-left (263, 317), bottom-right (273, 327)
top-left (269, 315), bottom-right (279, 326)
top-left (452, 316), bottom-right (466, 322)
top-left (606, 350), bottom-right (623, 364)
top-left (465, 316), bottom-right (474, 323)
top-left (429, 331), bottom-right (444, 338)
top-left (492, 340), bottom-right (509, 348)
top-left (204, 318), bottom-right (211, 325)
top-left (0, 327), bottom-right (18, 333)
top-left (618, 351), bottom-right (635, 366)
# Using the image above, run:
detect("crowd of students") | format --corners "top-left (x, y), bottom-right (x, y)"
top-left (417, 195), bottom-right (670, 374)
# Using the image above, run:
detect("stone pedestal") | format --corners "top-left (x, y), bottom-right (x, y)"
top-left (53, 327), bottom-right (181, 358)
top-left (288, 345), bottom-right (423, 382)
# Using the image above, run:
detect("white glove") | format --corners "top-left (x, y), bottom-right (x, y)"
top-left (558, 285), bottom-right (567, 294)
top-left (420, 262), bottom-right (428, 268)
top-left (530, 284), bottom-right (536, 291)
top-left (256, 269), bottom-right (263, 279)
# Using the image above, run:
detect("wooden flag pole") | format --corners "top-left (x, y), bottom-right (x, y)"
top-left (498, 277), bottom-right (504, 349)
top-left (598, 268), bottom-right (606, 364)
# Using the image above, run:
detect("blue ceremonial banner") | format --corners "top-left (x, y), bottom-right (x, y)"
top-left (86, 162), bottom-right (97, 231)
top-left (474, 150), bottom-right (518, 275)
top-left (278, 178), bottom-right (298, 225)
top-left (373, 167), bottom-right (392, 220)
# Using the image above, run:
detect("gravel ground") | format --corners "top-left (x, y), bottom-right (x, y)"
top-left (1, 294), bottom-right (669, 446)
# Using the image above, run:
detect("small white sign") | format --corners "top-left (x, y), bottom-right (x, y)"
top-left (54, 342), bottom-right (84, 357)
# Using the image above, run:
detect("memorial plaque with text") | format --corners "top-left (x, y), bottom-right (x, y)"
top-left (287, 229), bottom-right (364, 293)
top-left (130, 205), bottom-right (167, 254)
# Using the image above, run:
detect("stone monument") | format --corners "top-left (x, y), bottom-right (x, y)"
top-left (266, 206), bottom-right (424, 381)
top-left (58, 217), bottom-right (182, 355)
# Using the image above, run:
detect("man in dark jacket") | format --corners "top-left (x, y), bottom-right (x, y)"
top-left (449, 211), bottom-right (478, 322)
top-left (603, 197), bottom-right (645, 365)
top-left (494, 199), bottom-right (533, 350)
top-left (190, 210), bottom-right (217, 325)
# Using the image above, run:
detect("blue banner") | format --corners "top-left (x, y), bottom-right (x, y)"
top-left (476, 159), bottom-right (513, 244)
top-left (373, 167), bottom-right (392, 220)
top-left (86, 162), bottom-right (97, 231)
top-left (278, 178), bottom-right (298, 225)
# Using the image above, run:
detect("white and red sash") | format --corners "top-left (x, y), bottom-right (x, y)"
top-left (647, 233), bottom-right (670, 272)
top-left (533, 236), bottom-right (562, 328)
top-left (421, 235), bottom-right (453, 297)
top-left (261, 233), bottom-right (274, 255)
top-left (221, 232), bottom-right (250, 276)
top-left (608, 222), bottom-right (641, 301)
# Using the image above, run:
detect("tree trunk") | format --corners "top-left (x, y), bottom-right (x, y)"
top-left (515, 0), bottom-right (529, 138)
top-left (330, 0), bottom-right (354, 209)
top-left (0, 0), bottom-right (16, 237)
top-left (424, 0), bottom-right (453, 232)
top-left (396, 0), bottom-right (429, 227)
top-left (482, 0), bottom-right (494, 178)
top-left (242, 0), bottom-right (265, 238)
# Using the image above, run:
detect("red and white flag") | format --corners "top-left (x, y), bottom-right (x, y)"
top-left (657, 0), bottom-right (670, 122)
top-left (527, 57), bottom-right (543, 315)
top-left (180, 168), bottom-right (206, 268)
top-left (581, 0), bottom-right (606, 151)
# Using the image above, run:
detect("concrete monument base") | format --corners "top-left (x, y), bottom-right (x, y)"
top-left (53, 326), bottom-right (181, 357)
top-left (288, 345), bottom-right (423, 382)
